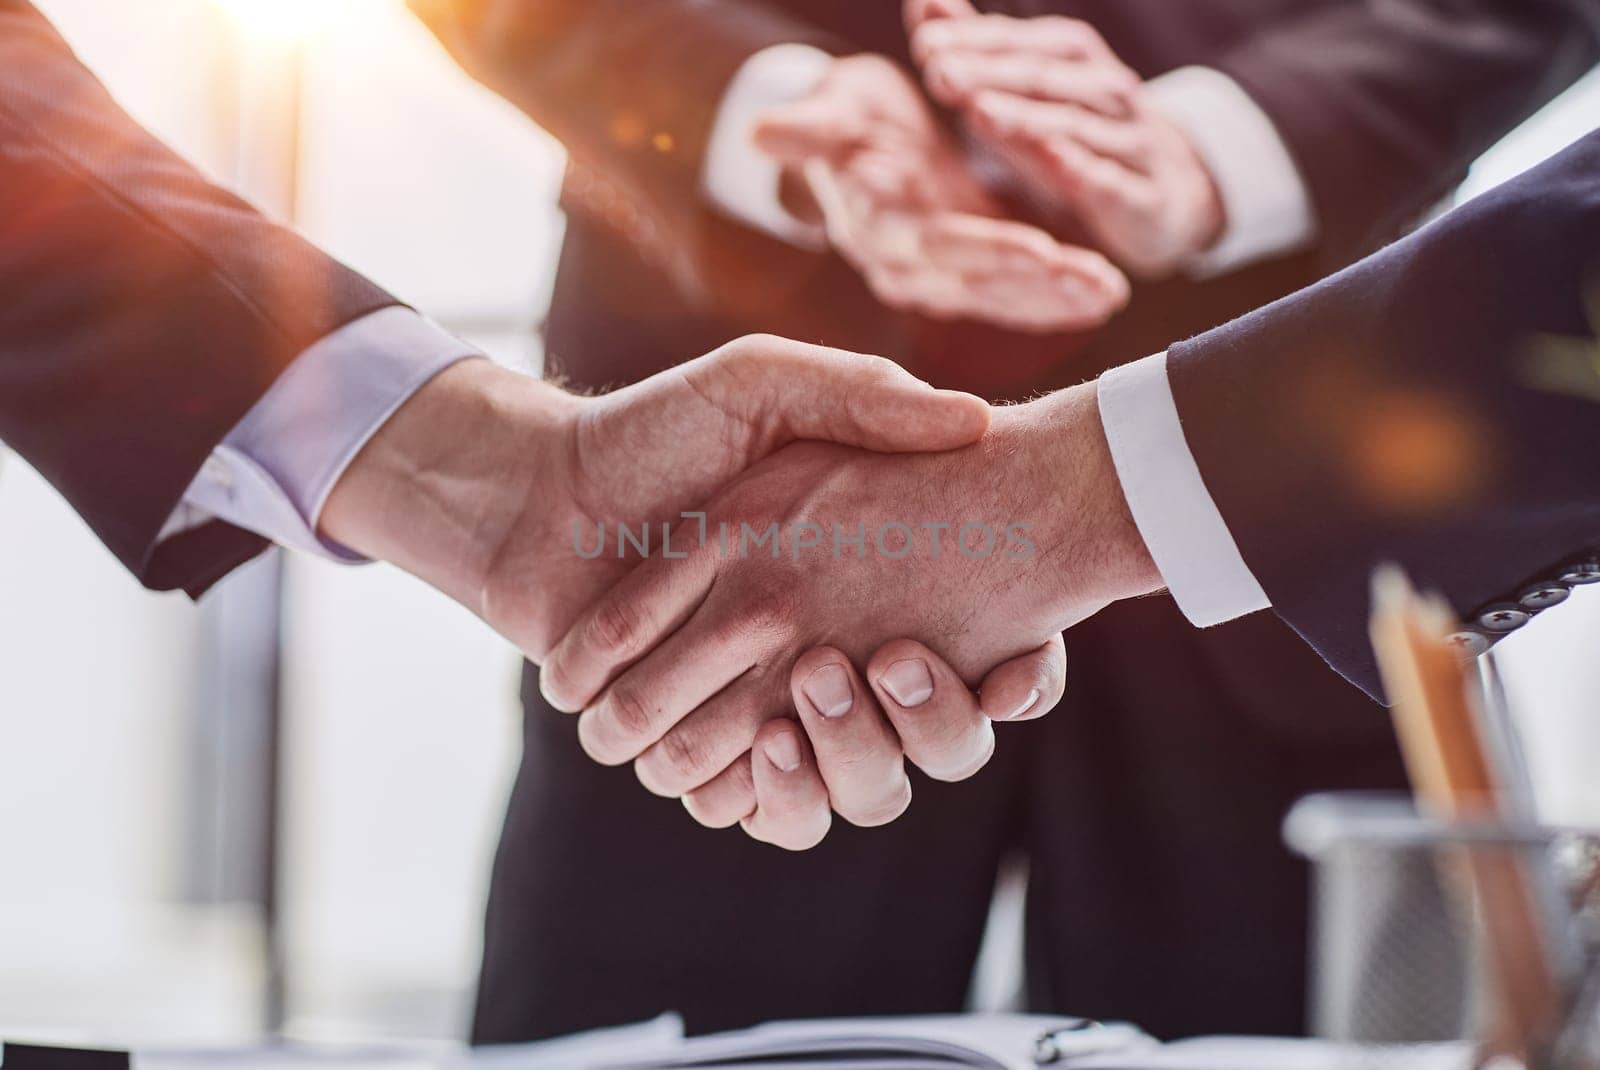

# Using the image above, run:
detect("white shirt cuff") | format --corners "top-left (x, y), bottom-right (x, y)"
top-left (158, 307), bottom-right (480, 560)
top-left (1144, 66), bottom-right (1317, 279)
top-left (701, 43), bottom-right (833, 249)
top-left (1098, 352), bottom-right (1271, 627)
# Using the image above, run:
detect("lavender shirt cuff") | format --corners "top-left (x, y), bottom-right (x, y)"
top-left (159, 307), bottom-right (480, 562)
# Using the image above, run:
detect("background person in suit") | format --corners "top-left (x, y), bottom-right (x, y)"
top-left (559, 127), bottom-right (1600, 861)
top-left (409, 0), bottom-right (1600, 1044)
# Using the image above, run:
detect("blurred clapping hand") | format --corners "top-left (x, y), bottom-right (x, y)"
top-left (907, 0), bottom-right (1225, 279)
top-left (752, 53), bottom-right (1130, 333)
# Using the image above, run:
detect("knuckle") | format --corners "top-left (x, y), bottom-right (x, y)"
top-left (684, 793), bottom-right (741, 829)
top-left (604, 682), bottom-right (658, 743)
top-left (840, 778), bottom-right (913, 828)
top-left (746, 590), bottom-right (799, 640)
top-left (1046, 144), bottom-right (1085, 179)
top-left (759, 810), bottom-right (833, 852)
top-left (844, 350), bottom-right (903, 384)
top-left (900, 720), bottom-right (972, 767)
top-left (1055, 16), bottom-right (1100, 42)
top-left (683, 761), bottom-right (756, 829)
top-left (1040, 15), bottom-right (1084, 37)
top-left (787, 816), bottom-right (833, 851)
top-left (712, 603), bottom-right (763, 648)
top-left (824, 731), bottom-right (902, 774)
top-left (910, 22), bottom-right (943, 52)
top-left (725, 332), bottom-right (783, 361)
top-left (657, 727), bottom-right (714, 786)
top-left (633, 754), bottom-right (678, 798)
top-left (917, 727), bottom-right (996, 783)
top-left (709, 334), bottom-right (781, 378)
top-left (794, 645), bottom-right (847, 684)
top-left (867, 639), bottom-right (930, 679)
top-left (587, 598), bottom-right (641, 658)
top-left (577, 709), bottom-right (631, 766)
top-left (536, 659), bottom-right (578, 712)
top-left (1043, 68), bottom-right (1080, 97)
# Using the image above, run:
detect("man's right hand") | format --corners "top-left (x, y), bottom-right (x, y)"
top-left (317, 335), bottom-right (992, 664)
top-left (753, 54), bottom-right (1129, 333)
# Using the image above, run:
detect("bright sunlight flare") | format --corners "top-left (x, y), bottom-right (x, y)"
top-left (212, 0), bottom-right (337, 42)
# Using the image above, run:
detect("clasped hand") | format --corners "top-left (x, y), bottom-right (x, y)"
top-left (532, 367), bottom-right (1152, 851)
top-left (751, 0), bottom-right (1227, 333)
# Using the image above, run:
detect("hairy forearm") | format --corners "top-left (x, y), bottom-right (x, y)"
top-left (1003, 384), bottom-right (1164, 621)
top-left (319, 359), bottom-right (578, 611)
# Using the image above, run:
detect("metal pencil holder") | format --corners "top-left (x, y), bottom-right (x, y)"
top-left (1285, 792), bottom-right (1600, 1069)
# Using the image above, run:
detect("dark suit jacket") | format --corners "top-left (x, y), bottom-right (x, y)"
top-left (1172, 129), bottom-right (1600, 700)
top-left (0, 1), bottom-right (400, 595)
top-left (415, 0), bottom-right (1598, 396)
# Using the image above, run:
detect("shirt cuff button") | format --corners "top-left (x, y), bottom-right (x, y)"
top-left (1445, 630), bottom-right (1493, 658)
top-left (1518, 583), bottom-right (1571, 611)
top-left (1557, 557), bottom-right (1600, 585)
top-left (1475, 604), bottom-right (1531, 633)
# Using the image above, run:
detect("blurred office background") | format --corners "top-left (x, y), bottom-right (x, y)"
top-left (0, 0), bottom-right (1596, 1048)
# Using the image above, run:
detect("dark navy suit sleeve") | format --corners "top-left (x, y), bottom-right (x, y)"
top-left (0, 1), bottom-right (401, 594)
top-left (1215, 0), bottom-right (1600, 267)
top-left (1168, 130), bottom-right (1600, 700)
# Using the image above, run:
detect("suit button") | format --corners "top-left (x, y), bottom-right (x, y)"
top-left (1518, 584), bottom-right (1571, 611)
top-left (1557, 557), bottom-right (1600, 585)
top-left (1476, 604), bottom-right (1531, 633)
top-left (1445, 630), bottom-right (1493, 658)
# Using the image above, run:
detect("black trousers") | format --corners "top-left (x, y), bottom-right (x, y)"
top-left (471, 596), bottom-right (1408, 1044)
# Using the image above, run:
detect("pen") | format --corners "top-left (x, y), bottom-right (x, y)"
top-left (1033, 1020), bottom-right (1151, 1064)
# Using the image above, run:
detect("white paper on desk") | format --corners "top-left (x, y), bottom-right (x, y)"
top-left (459, 1015), bottom-right (684, 1070)
top-left (1067, 1036), bottom-right (1471, 1070)
top-left (134, 1046), bottom-right (439, 1070)
top-left (130, 1015), bottom-right (684, 1070)
top-left (600, 1014), bottom-right (1153, 1070)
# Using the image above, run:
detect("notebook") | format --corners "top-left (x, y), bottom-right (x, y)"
top-left (598, 1014), bottom-right (1154, 1070)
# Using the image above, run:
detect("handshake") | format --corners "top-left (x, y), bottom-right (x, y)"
top-left (319, 335), bottom-right (1163, 850)
top-left (748, 0), bottom-right (1225, 332)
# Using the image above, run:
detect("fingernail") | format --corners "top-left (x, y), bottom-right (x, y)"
top-left (879, 659), bottom-right (934, 708)
top-left (802, 664), bottom-right (854, 719)
top-left (1004, 688), bottom-right (1042, 721)
top-left (763, 731), bottom-right (803, 773)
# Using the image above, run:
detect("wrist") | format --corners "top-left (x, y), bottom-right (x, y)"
top-left (1185, 142), bottom-right (1227, 259)
top-left (999, 383), bottom-right (1164, 622)
top-left (319, 358), bottom-right (581, 610)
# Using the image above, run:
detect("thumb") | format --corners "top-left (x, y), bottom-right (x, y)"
top-left (978, 634), bottom-right (1067, 722)
top-left (691, 336), bottom-right (991, 454)
top-left (752, 97), bottom-right (863, 168)
top-left (904, 0), bottom-right (981, 35)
